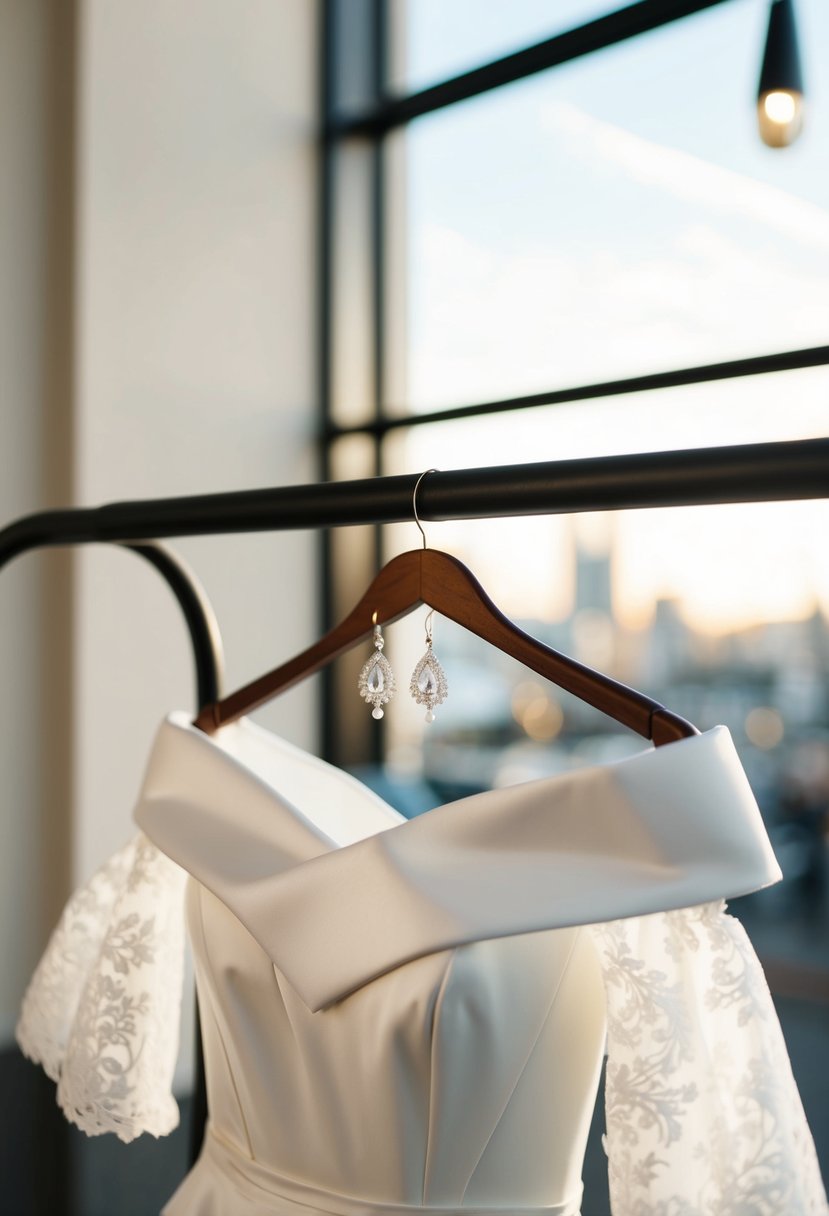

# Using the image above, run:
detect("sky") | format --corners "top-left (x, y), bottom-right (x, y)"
top-left (389, 0), bottom-right (829, 633)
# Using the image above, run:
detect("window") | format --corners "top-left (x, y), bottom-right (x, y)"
top-left (322, 5), bottom-right (829, 1200)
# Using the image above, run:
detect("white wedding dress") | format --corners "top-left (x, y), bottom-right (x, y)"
top-left (17, 712), bottom-right (828, 1215)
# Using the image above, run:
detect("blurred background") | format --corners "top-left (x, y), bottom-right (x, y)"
top-left (1, 1), bottom-right (826, 1212)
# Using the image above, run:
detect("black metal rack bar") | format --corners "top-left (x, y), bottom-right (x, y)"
top-left (1, 441), bottom-right (827, 563)
top-left (119, 543), bottom-right (224, 709)
top-left (0, 537), bottom-right (224, 709)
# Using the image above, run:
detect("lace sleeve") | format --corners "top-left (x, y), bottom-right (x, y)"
top-left (591, 902), bottom-right (827, 1215)
top-left (16, 833), bottom-right (187, 1143)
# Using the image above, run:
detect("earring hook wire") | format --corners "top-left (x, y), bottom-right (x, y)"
top-left (412, 468), bottom-right (439, 550)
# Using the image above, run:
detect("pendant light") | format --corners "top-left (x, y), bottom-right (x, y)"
top-left (757, 0), bottom-right (805, 147)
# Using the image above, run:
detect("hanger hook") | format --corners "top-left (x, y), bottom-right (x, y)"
top-left (412, 468), bottom-right (439, 550)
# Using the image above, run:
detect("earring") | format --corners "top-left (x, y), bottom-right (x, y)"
top-left (358, 618), bottom-right (396, 719)
top-left (410, 611), bottom-right (448, 723)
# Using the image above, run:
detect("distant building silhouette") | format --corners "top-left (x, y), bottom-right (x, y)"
top-left (574, 542), bottom-right (612, 617)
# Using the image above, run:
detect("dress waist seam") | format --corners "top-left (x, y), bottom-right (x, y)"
top-left (201, 1125), bottom-right (581, 1216)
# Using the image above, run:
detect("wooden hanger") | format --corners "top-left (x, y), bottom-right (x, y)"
top-left (193, 546), bottom-right (698, 747)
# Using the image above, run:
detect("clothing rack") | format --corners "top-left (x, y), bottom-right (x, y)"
top-left (3, 437), bottom-right (825, 712)
top-left (2, 434), bottom-right (828, 1166)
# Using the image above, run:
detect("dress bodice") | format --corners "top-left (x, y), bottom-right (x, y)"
top-left (189, 881), bottom-right (605, 1213)
top-left (147, 715), bottom-right (615, 1213)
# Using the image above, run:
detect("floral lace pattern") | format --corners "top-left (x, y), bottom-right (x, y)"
top-left (16, 834), bottom-right (186, 1143)
top-left (592, 901), bottom-right (828, 1215)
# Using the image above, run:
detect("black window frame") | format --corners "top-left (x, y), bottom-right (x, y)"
top-left (317, 0), bottom-right (829, 764)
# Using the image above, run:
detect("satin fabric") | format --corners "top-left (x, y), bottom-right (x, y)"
top-left (136, 715), bottom-right (779, 1014)
top-left (130, 713), bottom-right (784, 1214)
top-left (171, 1125), bottom-right (582, 1216)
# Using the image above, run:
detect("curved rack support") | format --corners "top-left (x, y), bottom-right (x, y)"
top-left (0, 534), bottom-right (222, 1164)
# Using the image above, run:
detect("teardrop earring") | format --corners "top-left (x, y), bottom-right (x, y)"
top-left (357, 616), bottom-right (396, 720)
top-left (409, 610), bottom-right (448, 723)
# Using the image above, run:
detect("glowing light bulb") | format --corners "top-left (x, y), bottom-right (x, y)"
top-left (764, 90), bottom-right (796, 123)
top-left (757, 0), bottom-right (805, 148)
top-left (758, 90), bottom-right (803, 146)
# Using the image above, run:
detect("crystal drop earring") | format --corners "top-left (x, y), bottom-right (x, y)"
top-left (357, 616), bottom-right (396, 719)
top-left (409, 610), bottom-right (448, 723)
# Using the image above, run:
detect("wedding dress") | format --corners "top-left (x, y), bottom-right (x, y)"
top-left (16, 712), bottom-right (828, 1215)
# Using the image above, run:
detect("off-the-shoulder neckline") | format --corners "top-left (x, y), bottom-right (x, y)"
top-left (134, 712), bottom-right (780, 1011)
top-left (159, 709), bottom-right (729, 847)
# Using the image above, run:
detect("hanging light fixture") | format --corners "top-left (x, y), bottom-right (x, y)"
top-left (757, 0), bottom-right (805, 147)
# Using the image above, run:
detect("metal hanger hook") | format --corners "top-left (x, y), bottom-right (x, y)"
top-left (412, 468), bottom-right (439, 549)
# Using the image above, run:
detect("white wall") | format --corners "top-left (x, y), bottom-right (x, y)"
top-left (0, 0), bottom-right (320, 1078)
top-left (74, 0), bottom-right (319, 877)
top-left (0, 0), bottom-right (76, 1042)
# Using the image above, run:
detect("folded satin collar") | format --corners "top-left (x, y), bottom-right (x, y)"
top-left (134, 712), bottom-right (781, 1012)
